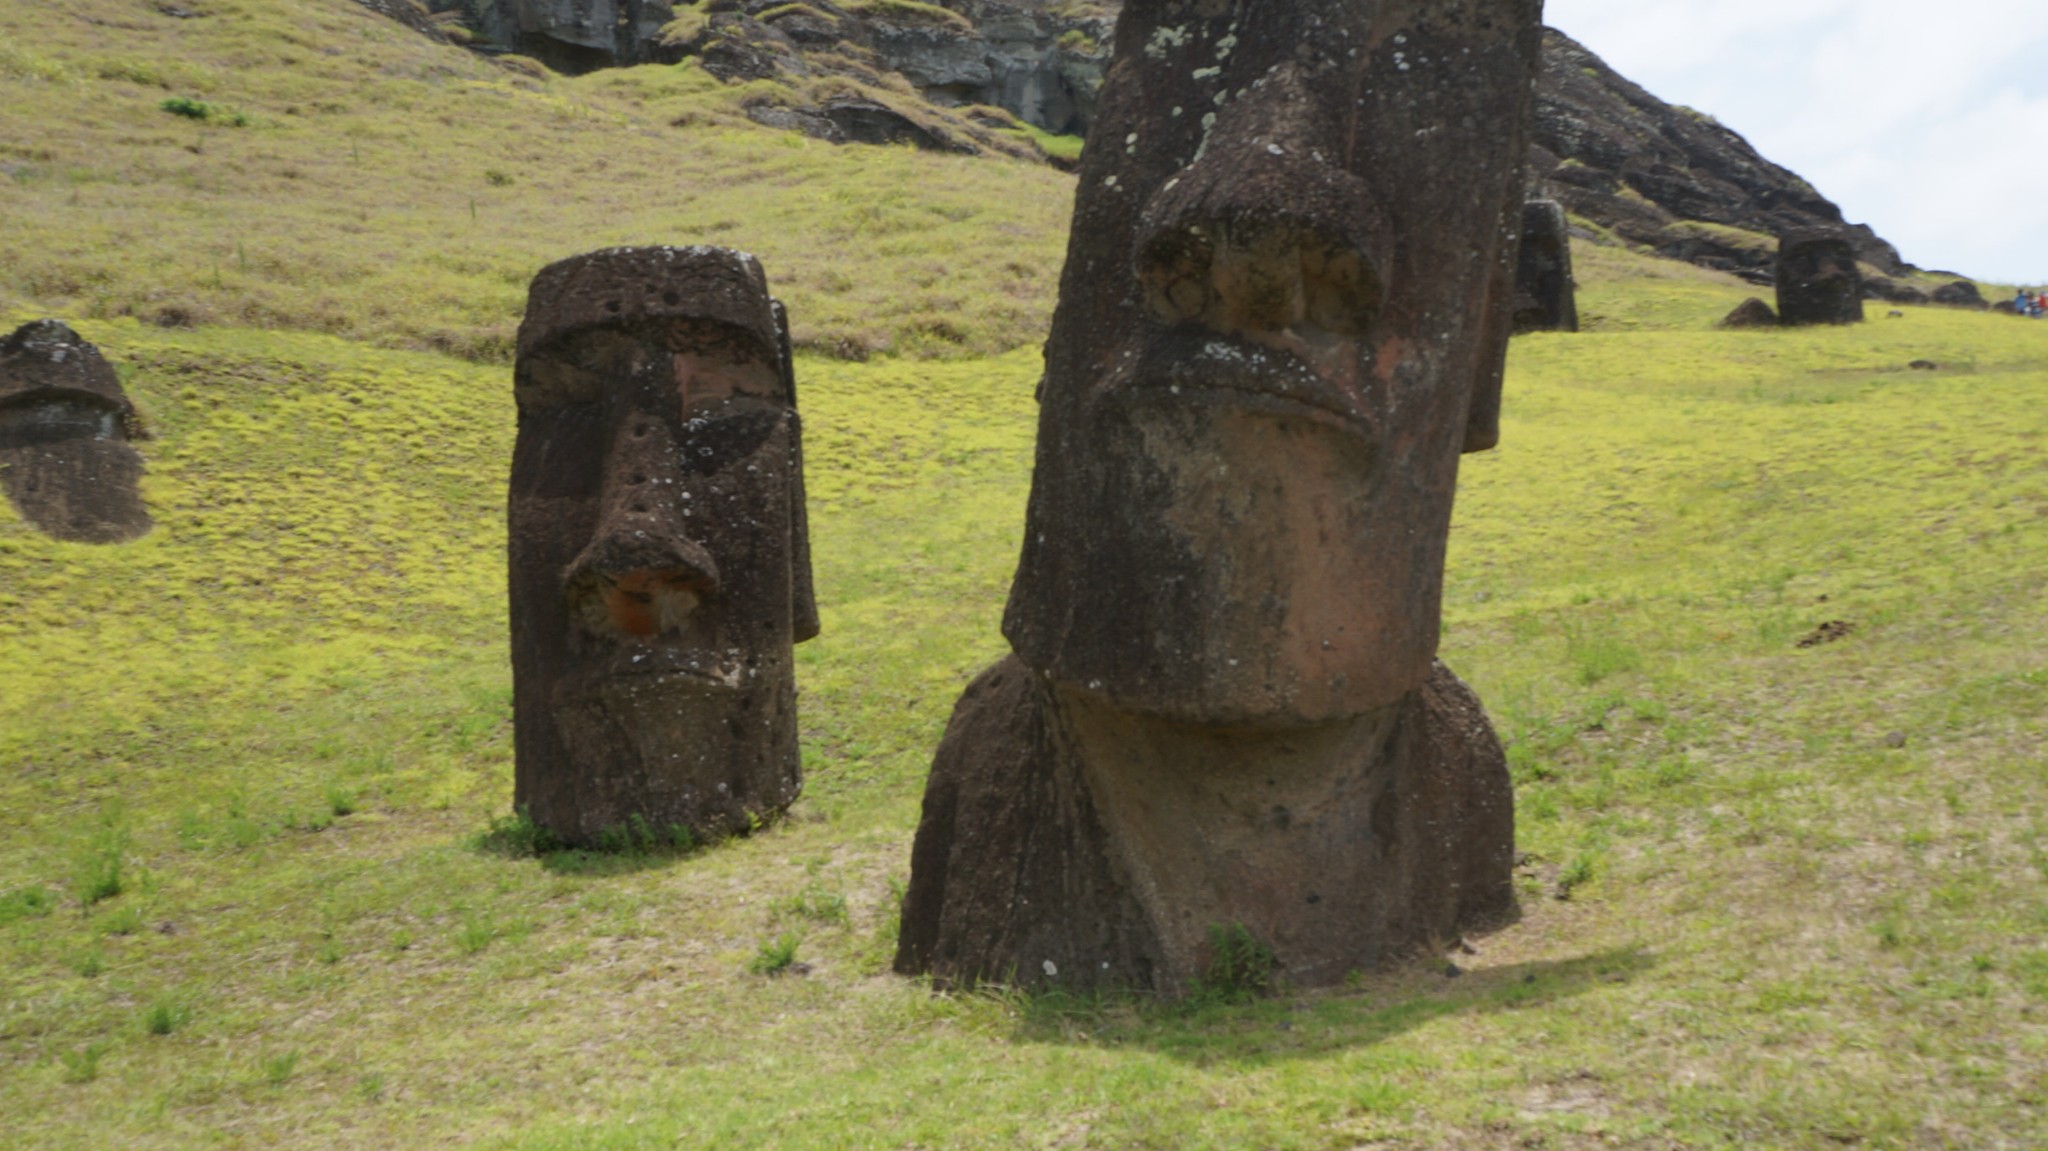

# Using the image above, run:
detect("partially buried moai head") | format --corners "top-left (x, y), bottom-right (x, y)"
top-left (1003, 0), bottom-right (1541, 727)
top-left (508, 247), bottom-right (818, 847)
top-left (0, 320), bottom-right (152, 544)
top-left (1776, 228), bottom-right (1865, 326)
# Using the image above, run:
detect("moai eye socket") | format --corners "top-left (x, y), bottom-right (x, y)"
top-left (515, 328), bottom-right (659, 410)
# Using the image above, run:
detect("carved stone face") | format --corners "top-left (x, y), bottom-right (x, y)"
top-left (1513, 199), bottom-right (1579, 334)
top-left (1776, 229), bottom-right (1865, 326)
top-left (1003, 0), bottom-right (1541, 727)
top-left (0, 320), bottom-right (151, 544)
top-left (508, 248), bottom-right (818, 844)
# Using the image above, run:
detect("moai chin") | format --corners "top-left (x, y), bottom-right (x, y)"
top-left (508, 246), bottom-right (819, 847)
top-left (1776, 229), bottom-right (1865, 326)
top-left (0, 320), bottom-right (152, 544)
top-left (895, 0), bottom-right (1541, 993)
top-left (1513, 200), bottom-right (1579, 333)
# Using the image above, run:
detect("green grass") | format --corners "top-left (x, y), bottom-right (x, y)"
top-left (0, 0), bottom-right (1073, 360)
top-left (1, 290), bottom-right (2042, 1149)
top-left (3, 3), bottom-right (2047, 1148)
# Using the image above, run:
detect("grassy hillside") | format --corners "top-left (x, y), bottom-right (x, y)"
top-left (4, 3), bottom-right (2047, 1149)
top-left (0, 0), bottom-right (1073, 359)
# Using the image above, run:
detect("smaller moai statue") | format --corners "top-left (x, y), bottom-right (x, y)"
top-left (1775, 229), bottom-right (1865, 326)
top-left (1512, 200), bottom-right (1579, 333)
top-left (0, 320), bottom-right (152, 544)
top-left (508, 246), bottom-right (819, 847)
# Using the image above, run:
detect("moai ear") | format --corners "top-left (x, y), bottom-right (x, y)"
top-left (774, 299), bottom-right (821, 644)
top-left (1464, 194), bottom-right (1517, 454)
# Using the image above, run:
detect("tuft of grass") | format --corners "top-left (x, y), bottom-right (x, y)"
top-left (773, 884), bottom-right (849, 925)
top-left (143, 994), bottom-right (192, 1036)
top-left (71, 808), bottom-right (128, 910)
top-left (96, 905), bottom-right (144, 937)
top-left (159, 95), bottom-right (211, 119)
top-left (1556, 853), bottom-right (1598, 899)
top-left (58, 1043), bottom-right (109, 1085)
top-left (259, 1051), bottom-right (300, 1086)
top-left (1195, 923), bottom-right (1277, 1003)
top-left (0, 885), bottom-right (56, 923)
top-left (475, 808), bottom-right (561, 858)
top-left (748, 932), bottom-right (803, 976)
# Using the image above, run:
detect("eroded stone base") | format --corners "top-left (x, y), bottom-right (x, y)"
top-left (895, 657), bottom-right (1515, 993)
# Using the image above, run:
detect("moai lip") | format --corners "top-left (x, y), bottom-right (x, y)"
top-left (0, 320), bottom-right (152, 544)
top-left (1776, 228), bottom-right (1866, 326)
top-left (897, 0), bottom-right (1540, 994)
top-left (507, 246), bottom-right (819, 848)
top-left (1513, 200), bottom-right (1579, 333)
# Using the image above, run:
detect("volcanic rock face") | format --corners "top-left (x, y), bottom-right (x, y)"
top-left (1776, 229), bottom-right (1865, 326)
top-left (1527, 28), bottom-right (1907, 279)
top-left (895, 0), bottom-right (1534, 994)
top-left (0, 321), bottom-right (152, 544)
top-left (443, 0), bottom-right (677, 72)
top-left (1513, 200), bottom-right (1579, 333)
top-left (508, 246), bottom-right (819, 847)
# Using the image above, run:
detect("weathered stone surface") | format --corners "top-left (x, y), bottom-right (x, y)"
top-left (508, 246), bottom-right (819, 847)
top-left (1864, 276), bottom-right (1930, 305)
top-left (694, 17), bottom-right (809, 83)
top-left (0, 321), bottom-right (152, 544)
top-left (896, 0), bottom-right (1537, 994)
top-left (446, 0), bottom-right (676, 72)
top-left (1776, 229), bottom-right (1865, 326)
top-left (1930, 280), bottom-right (1988, 310)
top-left (1513, 200), bottom-right (1579, 333)
top-left (1718, 297), bottom-right (1778, 329)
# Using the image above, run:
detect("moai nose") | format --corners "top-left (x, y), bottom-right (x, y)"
top-left (1132, 78), bottom-right (1391, 341)
top-left (561, 417), bottom-right (720, 640)
top-left (1138, 205), bottom-right (1384, 339)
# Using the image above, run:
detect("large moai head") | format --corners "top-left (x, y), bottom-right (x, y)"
top-left (1003, 0), bottom-right (1543, 728)
top-left (508, 247), bottom-right (819, 846)
top-left (1776, 229), bottom-right (1865, 326)
top-left (0, 320), bottom-right (152, 544)
top-left (1512, 199), bottom-right (1579, 333)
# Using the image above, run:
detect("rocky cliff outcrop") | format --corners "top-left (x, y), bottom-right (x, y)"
top-left (1527, 28), bottom-right (1910, 279)
top-left (402, 3), bottom-right (1922, 279)
top-left (436, 0), bottom-right (677, 72)
top-left (428, 0), bottom-right (1110, 135)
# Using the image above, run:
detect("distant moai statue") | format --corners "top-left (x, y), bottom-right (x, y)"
top-left (894, 0), bottom-right (1541, 994)
top-left (1775, 229), bottom-right (1865, 325)
top-left (1513, 200), bottom-right (1579, 333)
top-left (0, 320), bottom-right (152, 544)
top-left (508, 246), bottom-right (819, 847)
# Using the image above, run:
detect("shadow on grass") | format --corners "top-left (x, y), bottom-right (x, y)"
top-left (1007, 945), bottom-right (1656, 1066)
top-left (470, 808), bottom-right (712, 878)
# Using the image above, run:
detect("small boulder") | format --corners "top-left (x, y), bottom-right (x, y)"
top-left (1864, 277), bottom-right (1929, 305)
top-left (1718, 297), bottom-right (1778, 329)
top-left (1930, 280), bottom-right (1988, 310)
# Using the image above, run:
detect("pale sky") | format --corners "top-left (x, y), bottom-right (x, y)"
top-left (1543, 0), bottom-right (2048, 286)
